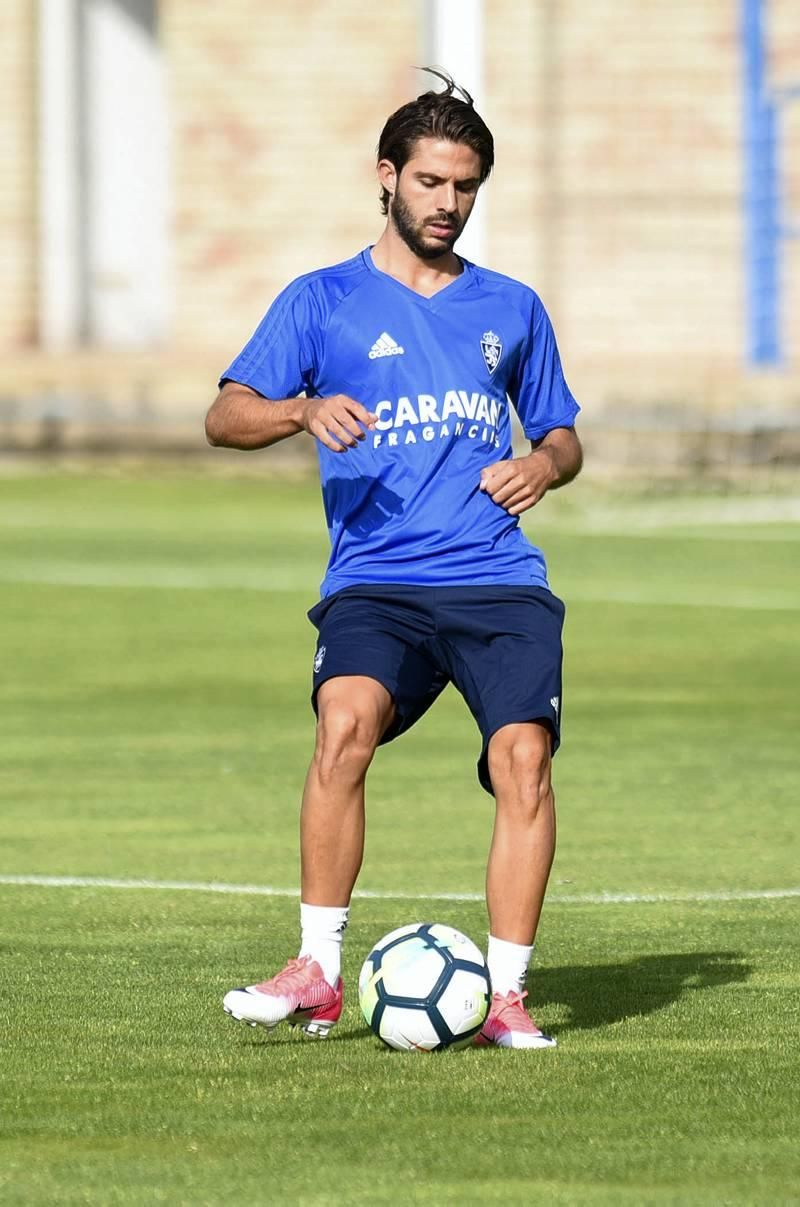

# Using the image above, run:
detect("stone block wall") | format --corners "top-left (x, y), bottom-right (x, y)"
top-left (1, 0), bottom-right (798, 452)
top-left (0, 1), bottom-right (37, 351)
top-left (487, 0), bottom-right (799, 410)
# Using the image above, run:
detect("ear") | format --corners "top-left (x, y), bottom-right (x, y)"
top-left (377, 158), bottom-right (397, 200)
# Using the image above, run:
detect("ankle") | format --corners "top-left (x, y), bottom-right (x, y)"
top-left (298, 902), bottom-right (349, 985)
top-left (486, 934), bottom-right (533, 996)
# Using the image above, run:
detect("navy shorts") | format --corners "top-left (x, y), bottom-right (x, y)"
top-left (307, 585), bottom-right (565, 796)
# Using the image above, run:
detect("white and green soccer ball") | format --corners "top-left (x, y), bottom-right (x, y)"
top-left (358, 923), bottom-right (492, 1051)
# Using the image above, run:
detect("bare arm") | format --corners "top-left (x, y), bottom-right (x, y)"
top-left (479, 426), bottom-right (583, 516)
top-left (205, 381), bottom-right (377, 452)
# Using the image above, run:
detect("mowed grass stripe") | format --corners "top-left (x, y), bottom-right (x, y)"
top-left (0, 560), bottom-right (798, 610)
top-left (2, 873), bottom-right (799, 905)
top-left (2, 474), bottom-right (798, 1204)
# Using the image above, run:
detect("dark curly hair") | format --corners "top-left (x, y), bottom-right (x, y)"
top-left (377, 68), bottom-right (494, 215)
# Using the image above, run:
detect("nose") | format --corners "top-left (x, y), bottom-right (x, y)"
top-left (436, 183), bottom-right (457, 214)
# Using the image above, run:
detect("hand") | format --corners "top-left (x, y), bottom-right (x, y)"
top-left (302, 395), bottom-right (378, 452)
top-left (479, 450), bottom-right (558, 516)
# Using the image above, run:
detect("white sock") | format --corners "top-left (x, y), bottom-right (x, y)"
top-left (298, 903), bottom-right (349, 986)
top-left (486, 935), bottom-right (533, 997)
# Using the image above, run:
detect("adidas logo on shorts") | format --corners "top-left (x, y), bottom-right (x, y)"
top-left (368, 332), bottom-right (404, 359)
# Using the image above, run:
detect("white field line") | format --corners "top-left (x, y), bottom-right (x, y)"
top-left (0, 873), bottom-right (798, 906)
top-left (0, 563), bottom-right (798, 610)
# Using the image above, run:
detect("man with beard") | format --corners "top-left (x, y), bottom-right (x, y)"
top-left (207, 71), bottom-right (583, 1048)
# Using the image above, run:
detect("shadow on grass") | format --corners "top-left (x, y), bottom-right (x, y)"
top-left (231, 951), bottom-right (751, 1047)
top-left (529, 950), bottom-right (751, 1033)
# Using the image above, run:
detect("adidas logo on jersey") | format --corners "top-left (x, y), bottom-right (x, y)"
top-left (369, 332), bottom-right (405, 359)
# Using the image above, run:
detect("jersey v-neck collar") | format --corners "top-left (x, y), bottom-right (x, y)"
top-left (362, 247), bottom-right (472, 310)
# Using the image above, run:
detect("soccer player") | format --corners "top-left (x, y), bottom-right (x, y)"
top-left (207, 72), bottom-right (583, 1049)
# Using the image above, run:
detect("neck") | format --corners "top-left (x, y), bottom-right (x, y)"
top-left (370, 223), bottom-right (463, 298)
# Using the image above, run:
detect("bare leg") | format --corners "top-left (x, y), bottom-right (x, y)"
top-left (300, 676), bottom-right (395, 905)
top-left (221, 676), bottom-right (395, 1030)
top-left (485, 722), bottom-right (556, 944)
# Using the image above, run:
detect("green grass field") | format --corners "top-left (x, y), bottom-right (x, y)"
top-left (2, 470), bottom-right (799, 1205)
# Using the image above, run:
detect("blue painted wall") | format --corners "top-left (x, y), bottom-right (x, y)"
top-left (741, 0), bottom-right (781, 366)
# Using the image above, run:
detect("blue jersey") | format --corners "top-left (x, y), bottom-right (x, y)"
top-left (221, 249), bottom-right (580, 596)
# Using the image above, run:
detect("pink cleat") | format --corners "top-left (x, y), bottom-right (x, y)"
top-left (474, 989), bottom-right (557, 1049)
top-left (223, 955), bottom-right (343, 1038)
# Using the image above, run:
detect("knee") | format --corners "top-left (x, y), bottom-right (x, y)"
top-left (313, 704), bottom-right (382, 784)
top-left (488, 725), bottom-right (553, 817)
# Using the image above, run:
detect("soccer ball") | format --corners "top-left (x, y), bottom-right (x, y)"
top-left (358, 922), bottom-right (492, 1051)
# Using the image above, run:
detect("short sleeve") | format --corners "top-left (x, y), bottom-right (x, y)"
top-left (219, 280), bottom-right (323, 399)
top-left (512, 295), bottom-right (580, 440)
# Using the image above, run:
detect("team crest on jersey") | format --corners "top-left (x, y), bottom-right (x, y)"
top-left (480, 331), bottom-right (502, 374)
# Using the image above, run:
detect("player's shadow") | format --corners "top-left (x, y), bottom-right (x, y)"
top-left (235, 951), bottom-right (751, 1048)
top-left (322, 476), bottom-right (404, 538)
top-left (529, 950), bottom-right (751, 1034)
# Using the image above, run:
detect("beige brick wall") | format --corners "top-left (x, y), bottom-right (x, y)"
top-left (164, 0), bottom-right (418, 371)
top-left (773, 0), bottom-right (800, 376)
top-left (486, 0), bottom-right (777, 410)
top-left (0, 1), bottom-right (37, 350)
top-left (1, 0), bottom-right (798, 435)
